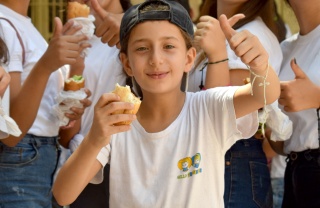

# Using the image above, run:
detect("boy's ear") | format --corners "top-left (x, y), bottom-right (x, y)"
top-left (120, 53), bottom-right (133, 76)
top-left (184, 47), bottom-right (197, 73)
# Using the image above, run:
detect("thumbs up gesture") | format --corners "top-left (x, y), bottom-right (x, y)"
top-left (219, 14), bottom-right (269, 72)
top-left (39, 17), bottom-right (90, 73)
top-left (279, 59), bottom-right (320, 112)
top-left (90, 0), bottom-right (123, 48)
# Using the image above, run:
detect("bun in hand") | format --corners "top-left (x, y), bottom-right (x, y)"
top-left (67, 2), bottom-right (90, 20)
top-left (112, 83), bottom-right (141, 125)
top-left (64, 75), bottom-right (85, 91)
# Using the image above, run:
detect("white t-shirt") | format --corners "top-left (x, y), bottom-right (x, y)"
top-left (279, 25), bottom-right (320, 154)
top-left (93, 87), bottom-right (258, 208)
top-left (68, 36), bottom-right (127, 152)
top-left (0, 5), bottom-right (64, 136)
top-left (0, 67), bottom-right (10, 139)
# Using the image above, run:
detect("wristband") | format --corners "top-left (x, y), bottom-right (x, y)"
top-left (207, 58), bottom-right (229, 65)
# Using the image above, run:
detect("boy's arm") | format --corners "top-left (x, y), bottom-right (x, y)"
top-left (195, 15), bottom-right (244, 88)
top-left (53, 92), bottom-right (136, 205)
top-left (219, 14), bottom-right (280, 118)
top-left (1, 18), bottom-right (89, 147)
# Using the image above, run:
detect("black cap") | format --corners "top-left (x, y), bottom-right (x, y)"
top-left (120, 0), bottom-right (194, 47)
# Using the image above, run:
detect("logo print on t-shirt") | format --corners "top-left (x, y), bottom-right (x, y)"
top-left (177, 153), bottom-right (202, 179)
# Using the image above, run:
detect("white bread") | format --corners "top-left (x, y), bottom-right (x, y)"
top-left (67, 2), bottom-right (90, 20)
top-left (112, 83), bottom-right (141, 125)
top-left (64, 75), bottom-right (85, 91)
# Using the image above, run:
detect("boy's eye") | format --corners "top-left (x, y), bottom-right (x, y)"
top-left (164, 45), bottom-right (174, 49)
top-left (137, 47), bottom-right (148, 51)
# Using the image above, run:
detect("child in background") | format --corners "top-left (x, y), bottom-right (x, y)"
top-left (58, 0), bottom-right (131, 207)
top-left (0, 1), bottom-right (91, 207)
top-left (53, 0), bottom-right (280, 207)
top-left (276, 0), bottom-right (320, 207)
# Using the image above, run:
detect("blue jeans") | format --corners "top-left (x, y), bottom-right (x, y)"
top-left (272, 178), bottom-right (284, 208)
top-left (224, 138), bottom-right (273, 208)
top-left (282, 149), bottom-right (320, 208)
top-left (0, 134), bottom-right (60, 208)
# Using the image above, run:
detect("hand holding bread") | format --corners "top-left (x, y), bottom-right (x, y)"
top-left (111, 83), bottom-right (141, 125)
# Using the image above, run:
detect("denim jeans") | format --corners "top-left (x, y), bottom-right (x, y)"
top-left (282, 149), bottom-right (320, 208)
top-left (0, 134), bottom-right (60, 208)
top-left (224, 138), bottom-right (273, 208)
top-left (271, 178), bottom-right (284, 208)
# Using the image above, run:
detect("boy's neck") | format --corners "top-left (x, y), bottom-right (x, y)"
top-left (137, 91), bottom-right (186, 133)
top-left (0, 0), bottom-right (30, 16)
top-left (290, 1), bottom-right (320, 35)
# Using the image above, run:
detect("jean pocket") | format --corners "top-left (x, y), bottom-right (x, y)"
top-left (250, 161), bottom-right (273, 208)
top-left (0, 142), bottom-right (39, 166)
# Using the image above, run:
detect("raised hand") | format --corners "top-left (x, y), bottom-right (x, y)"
top-left (194, 14), bottom-right (244, 57)
top-left (90, 0), bottom-right (123, 47)
top-left (279, 59), bottom-right (320, 112)
top-left (219, 14), bottom-right (269, 72)
top-left (39, 17), bottom-right (90, 74)
top-left (87, 93), bottom-right (136, 147)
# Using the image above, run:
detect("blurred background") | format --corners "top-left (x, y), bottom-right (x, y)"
top-left (29, 0), bottom-right (298, 42)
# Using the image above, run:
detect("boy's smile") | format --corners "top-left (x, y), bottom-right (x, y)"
top-left (121, 20), bottom-right (195, 94)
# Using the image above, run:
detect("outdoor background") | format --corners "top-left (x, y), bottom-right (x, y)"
top-left (29, 0), bottom-right (299, 42)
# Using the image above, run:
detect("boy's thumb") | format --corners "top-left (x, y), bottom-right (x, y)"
top-left (219, 14), bottom-right (237, 41)
top-left (53, 17), bottom-right (63, 37)
top-left (90, 0), bottom-right (106, 20)
top-left (291, 58), bottom-right (306, 79)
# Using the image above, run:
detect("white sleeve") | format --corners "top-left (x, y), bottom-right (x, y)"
top-left (69, 133), bottom-right (85, 153)
top-left (90, 145), bottom-right (111, 184)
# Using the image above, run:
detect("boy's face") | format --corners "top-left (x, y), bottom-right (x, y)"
top-left (120, 20), bottom-right (196, 95)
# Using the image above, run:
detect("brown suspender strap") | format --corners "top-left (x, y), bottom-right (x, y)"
top-left (0, 17), bottom-right (26, 65)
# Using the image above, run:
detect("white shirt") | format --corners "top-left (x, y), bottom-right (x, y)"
top-left (279, 25), bottom-right (320, 154)
top-left (0, 5), bottom-right (64, 136)
top-left (68, 36), bottom-right (127, 152)
top-left (94, 87), bottom-right (258, 208)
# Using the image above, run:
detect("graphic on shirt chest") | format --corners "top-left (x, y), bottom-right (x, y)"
top-left (177, 153), bottom-right (202, 179)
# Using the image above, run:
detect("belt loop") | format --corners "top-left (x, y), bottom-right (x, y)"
top-left (304, 150), bottom-right (312, 161)
top-left (33, 135), bottom-right (41, 147)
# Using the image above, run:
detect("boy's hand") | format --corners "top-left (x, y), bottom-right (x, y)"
top-left (90, 0), bottom-right (123, 48)
top-left (40, 17), bottom-right (91, 73)
top-left (279, 59), bottom-right (320, 112)
top-left (194, 14), bottom-right (244, 58)
top-left (88, 93), bottom-right (136, 147)
top-left (61, 88), bottom-right (92, 130)
top-left (219, 14), bottom-right (269, 72)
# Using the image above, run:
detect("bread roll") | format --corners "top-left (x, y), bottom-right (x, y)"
top-left (64, 75), bottom-right (85, 91)
top-left (112, 83), bottom-right (141, 125)
top-left (67, 2), bottom-right (90, 20)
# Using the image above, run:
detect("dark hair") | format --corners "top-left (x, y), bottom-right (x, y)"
top-left (0, 38), bottom-right (8, 65)
top-left (120, 0), bottom-right (194, 54)
top-left (198, 0), bottom-right (285, 42)
top-left (120, 0), bottom-right (132, 12)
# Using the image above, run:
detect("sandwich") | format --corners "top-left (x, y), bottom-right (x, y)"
top-left (67, 1), bottom-right (90, 20)
top-left (112, 83), bottom-right (141, 125)
top-left (64, 75), bottom-right (85, 91)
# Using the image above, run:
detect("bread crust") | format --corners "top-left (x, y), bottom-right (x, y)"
top-left (64, 78), bottom-right (85, 91)
top-left (67, 2), bottom-right (90, 20)
top-left (112, 84), bottom-right (141, 125)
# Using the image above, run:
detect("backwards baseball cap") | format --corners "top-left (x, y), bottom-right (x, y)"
top-left (120, 0), bottom-right (194, 47)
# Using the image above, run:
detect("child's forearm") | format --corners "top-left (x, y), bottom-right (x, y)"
top-left (250, 64), bottom-right (280, 106)
top-left (53, 136), bottom-right (103, 206)
top-left (205, 51), bottom-right (230, 88)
